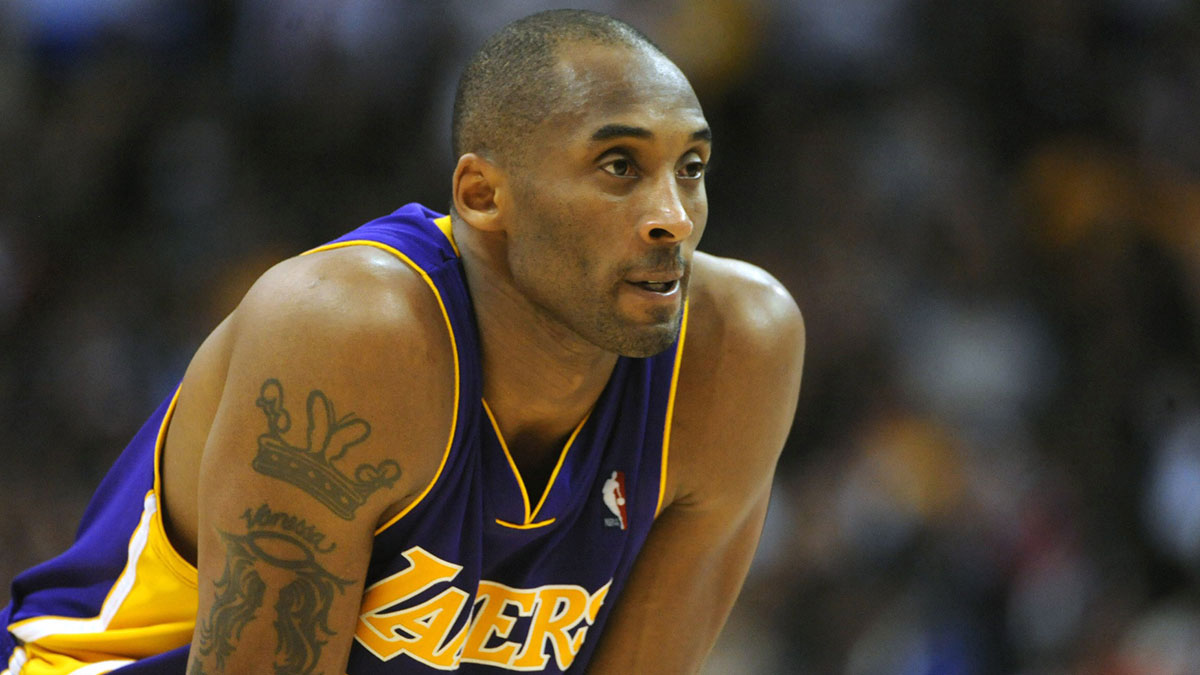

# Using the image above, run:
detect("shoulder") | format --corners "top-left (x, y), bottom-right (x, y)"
top-left (224, 244), bottom-right (457, 511)
top-left (663, 252), bottom-right (805, 511)
top-left (237, 244), bottom-right (446, 338)
top-left (163, 238), bottom-right (460, 562)
top-left (225, 244), bottom-right (458, 384)
top-left (685, 251), bottom-right (805, 373)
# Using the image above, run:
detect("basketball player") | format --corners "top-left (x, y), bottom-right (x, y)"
top-left (1, 10), bottom-right (804, 674)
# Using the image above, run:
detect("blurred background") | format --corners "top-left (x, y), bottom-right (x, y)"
top-left (2, 0), bottom-right (1199, 672)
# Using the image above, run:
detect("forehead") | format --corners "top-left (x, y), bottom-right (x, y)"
top-left (546, 43), bottom-right (707, 138)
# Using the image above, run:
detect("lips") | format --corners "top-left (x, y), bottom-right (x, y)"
top-left (624, 257), bottom-right (685, 297)
top-left (625, 267), bottom-right (683, 295)
top-left (629, 280), bottom-right (678, 293)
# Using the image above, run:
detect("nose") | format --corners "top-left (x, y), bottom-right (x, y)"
top-left (637, 176), bottom-right (694, 244)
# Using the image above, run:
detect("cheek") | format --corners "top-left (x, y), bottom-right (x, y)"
top-left (509, 184), bottom-right (626, 291)
top-left (537, 200), bottom-right (600, 262)
top-left (509, 209), bottom-right (596, 289)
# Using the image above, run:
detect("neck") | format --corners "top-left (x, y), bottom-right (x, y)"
top-left (456, 224), bottom-right (617, 452)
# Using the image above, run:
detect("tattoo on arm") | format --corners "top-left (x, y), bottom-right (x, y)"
top-left (252, 378), bottom-right (401, 519)
top-left (197, 532), bottom-right (266, 669)
top-left (274, 577), bottom-right (338, 674)
top-left (194, 504), bottom-right (354, 674)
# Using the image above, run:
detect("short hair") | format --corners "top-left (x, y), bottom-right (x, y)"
top-left (451, 9), bottom-right (662, 166)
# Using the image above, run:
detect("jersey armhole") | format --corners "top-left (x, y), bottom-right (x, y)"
top-left (655, 298), bottom-right (689, 518)
top-left (151, 386), bottom-right (200, 583)
top-left (301, 240), bottom-right (462, 536)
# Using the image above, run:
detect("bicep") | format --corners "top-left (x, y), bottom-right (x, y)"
top-left (188, 375), bottom-right (386, 675)
top-left (182, 248), bottom-right (455, 674)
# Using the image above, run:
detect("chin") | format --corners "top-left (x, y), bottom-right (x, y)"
top-left (600, 319), bottom-right (681, 358)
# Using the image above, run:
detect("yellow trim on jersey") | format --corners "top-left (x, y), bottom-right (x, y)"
top-left (656, 298), bottom-right (689, 517)
top-left (481, 399), bottom-right (591, 528)
top-left (433, 215), bottom-right (460, 257)
top-left (481, 400), bottom-right (531, 522)
top-left (7, 384), bottom-right (200, 675)
top-left (7, 492), bottom-right (198, 674)
top-left (150, 387), bottom-right (198, 583)
top-left (494, 517), bottom-right (558, 530)
top-left (530, 412), bottom-right (589, 522)
top-left (301, 239), bottom-right (461, 535)
top-left (151, 386), bottom-right (181, 500)
top-left (18, 646), bottom-right (132, 675)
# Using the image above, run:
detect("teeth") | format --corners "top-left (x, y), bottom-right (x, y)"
top-left (638, 281), bottom-right (673, 293)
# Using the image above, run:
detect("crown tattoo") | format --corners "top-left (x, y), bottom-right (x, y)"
top-left (252, 378), bottom-right (400, 520)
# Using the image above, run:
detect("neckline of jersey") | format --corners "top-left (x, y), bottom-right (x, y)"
top-left (480, 398), bottom-right (594, 527)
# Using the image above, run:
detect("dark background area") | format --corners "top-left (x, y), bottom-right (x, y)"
top-left (2, 1), bottom-right (1200, 672)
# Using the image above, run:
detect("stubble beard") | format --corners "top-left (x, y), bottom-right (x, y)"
top-left (515, 268), bottom-right (684, 359)
top-left (508, 244), bottom-right (685, 359)
top-left (507, 190), bottom-right (686, 358)
top-left (586, 295), bottom-right (682, 358)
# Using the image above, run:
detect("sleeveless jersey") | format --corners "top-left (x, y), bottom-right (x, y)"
top-left (1, 203), bottom-right (687, 674)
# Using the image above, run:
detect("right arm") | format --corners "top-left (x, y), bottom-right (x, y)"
top-left (185, 247), bottom-right (455, 674)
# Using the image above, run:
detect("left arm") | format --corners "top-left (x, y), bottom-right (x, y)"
top-left (589, 256), bottom-right (806, 673)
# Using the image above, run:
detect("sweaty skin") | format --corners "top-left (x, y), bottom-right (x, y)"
top-left (162, 41), bottom-right (803, 674)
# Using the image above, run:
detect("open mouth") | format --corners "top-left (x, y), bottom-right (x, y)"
top-left (629, 280), bottom-right (678, 294)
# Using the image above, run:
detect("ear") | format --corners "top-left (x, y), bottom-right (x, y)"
top-left (452, 153), bottom-right (507, 232)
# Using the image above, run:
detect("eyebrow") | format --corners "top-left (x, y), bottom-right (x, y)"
top-left (591, 124), bottom-right (653, 141)
top-left (589, 124), bottom-right (713, 143)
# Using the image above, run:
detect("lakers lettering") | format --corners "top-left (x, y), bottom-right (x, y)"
top-left (355, 547), bottom-right (611, 671)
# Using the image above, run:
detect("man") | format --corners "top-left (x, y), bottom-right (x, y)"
top-left (2, 9), bottom-right (803, 674)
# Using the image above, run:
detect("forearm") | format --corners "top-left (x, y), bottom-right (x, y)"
top-left (588, 490), bottom-right (771, 673)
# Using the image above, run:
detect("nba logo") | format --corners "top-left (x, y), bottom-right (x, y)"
top-left (602, 470), bottom-right (628, 530)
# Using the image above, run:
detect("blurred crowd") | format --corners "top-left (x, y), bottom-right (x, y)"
top-left (2, 1), bottom-right (1199, 673)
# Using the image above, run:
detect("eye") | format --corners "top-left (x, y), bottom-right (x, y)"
top-left (679, 160), bottom-right (706, 180)
top-left (600, 156), bottom-right (637, 177)
top-left (678, 153), bottom-right (707, 180)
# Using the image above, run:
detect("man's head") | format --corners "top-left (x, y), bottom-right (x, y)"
top-left (451, 10), bottom-right (711, 358)
top-left (452, 10), bottom-right (659, 168)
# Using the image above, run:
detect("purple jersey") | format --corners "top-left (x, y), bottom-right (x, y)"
top-left (2, 204), bottom-right (686, 673)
